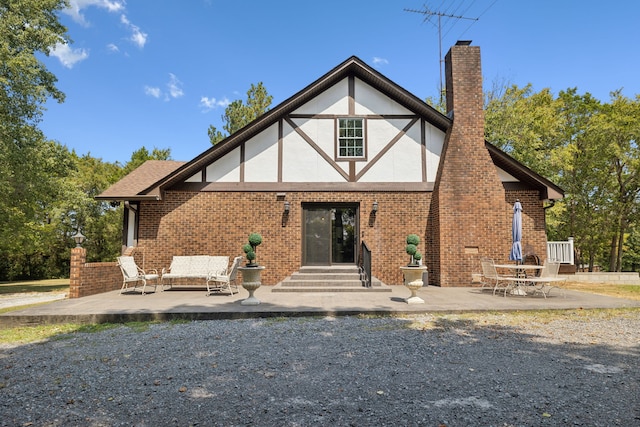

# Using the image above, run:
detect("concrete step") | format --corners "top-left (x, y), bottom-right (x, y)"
top-left (281, 279), bottom-right (364, 287)
top-left (297, 266), bottom-right (360, 274)
top-left (288, 272), bottom-right (362, 281)
top-left (271, 284), bottom-right (392, 293)
top-left (274, 266), bottom-right (390, 292)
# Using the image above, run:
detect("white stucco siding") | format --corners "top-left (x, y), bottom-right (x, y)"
top-left (206, 147), bottom-right (241, 182)
top-left (282, 122), bottom-right (346, 182)
top-left (292, 79), bottom-right (349, 115)
top-left (497, 167), bottom-right (519, 182)
top-left (358, 130), bottom-right (423, 182)
top-left (364, 118), bottom-right (414, 156)
top-left (244, 124), bottom-right (279, 182)
top-left (295, 118), bottom-right (335, 154)
top-left (425, 123), bottom-right (445, 183)
top-left (354, 78), bottom-right (413, 115)
top-left (185, 172), bottom-right (201, 182)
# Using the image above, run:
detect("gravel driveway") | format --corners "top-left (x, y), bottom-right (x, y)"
top-left (1, 313), bottom-right (638, 426)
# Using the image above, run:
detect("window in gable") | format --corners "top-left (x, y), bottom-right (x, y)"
top-left (337, 118), bottom-right (365, 159)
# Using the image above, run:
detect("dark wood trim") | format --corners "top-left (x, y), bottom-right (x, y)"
top-left (349, 162), bottom-right (356, 181)
top-left (240, 143), bottom-right (245, 182)
top-left (421, 119), bottom-right (427, 182)
top-left (278, 119), bottom-right (283, 182)
top-left (173, 181), bottom-right (434, 192)
top-left (288, 113), bottom-right (418, 120)
top-left (284, 117), bottom-right (350, 181)
top-left (348, 75), bottom-right (355, 115)
top-left (356, 117), bottom-right (419, 181)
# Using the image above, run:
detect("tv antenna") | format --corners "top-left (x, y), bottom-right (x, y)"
top-left (405, 6), bottom-right (479, 103)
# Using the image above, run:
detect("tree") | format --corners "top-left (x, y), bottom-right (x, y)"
top-left (589, 91), bottom-right (640, 271)
top-left (208, 82), bottom-right (272, 145)
top-left (0, 0), bottom-right (71, 279)
top-left (119, 146), bottom-right (172, 177)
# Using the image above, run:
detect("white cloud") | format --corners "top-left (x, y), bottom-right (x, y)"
top-left (64, 0), bottom-right (125, 25)
top-left (167, 74), bottom-right (184, 99)
top-left (63, 1), bottom-right (148, 50)
top-left (121, 14), bottom-right (148, 48)
top-left (372, 57), bottom-right (389, 67)
top-left (145, 74), bottom-right (185, 101)
top-left (144, 86), bottom-right (161, 98)
top-left (107, 43), bottom-right (119, 53)
top-left (199, 96), bottom-right (231, 112)
top-left (50, 42), bottom-right (89, 68)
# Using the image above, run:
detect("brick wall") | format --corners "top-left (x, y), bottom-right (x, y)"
top-left (136, 190), bottom-right (431, 287)
top-left (69, 247), bottom-right (122, 298)
top-left (431, 42), bottom-right (509, 286)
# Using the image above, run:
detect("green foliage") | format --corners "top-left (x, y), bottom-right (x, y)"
top-left (248, 232), bottom-right (263, 247)
top-left (0, 0), bottom-right (72, 279)
top-left (119, 146), bottom-right (172, 177)
top-left (406, 234), bottom-right (420, 245)
top-left (0, 0), bottom-right (68, 129)
top-left (242, 232), bottom-right (263, 266)
top-left (485, 81), bottom-right (640, 272)
top-left (209, 82), bottom-right (273, 145)
top-left (405, 234), bottom-right (422, 265)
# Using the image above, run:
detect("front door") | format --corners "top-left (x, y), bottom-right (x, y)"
top-left (303, 205), bottom-right (358, 266)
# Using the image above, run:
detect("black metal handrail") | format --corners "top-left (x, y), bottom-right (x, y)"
top-left (360, 241), bottom-right (372, 287)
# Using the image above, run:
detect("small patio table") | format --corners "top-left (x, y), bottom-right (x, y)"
top-left (493, 264), bottom-right (544, 295)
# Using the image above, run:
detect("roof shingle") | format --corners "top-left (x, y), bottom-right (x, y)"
top-left (97, 160), bottom-right (186, 200)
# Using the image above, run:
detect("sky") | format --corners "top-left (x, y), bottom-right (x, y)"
top-left (39, 0), bottom-right (640, 165)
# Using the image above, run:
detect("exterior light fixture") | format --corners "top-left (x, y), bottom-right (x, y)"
top-left (372, 201), bottom-right (379, 213)
top-left (284, 201), bottom-right (290, 213)
top-left (73, 229), bottom-right (86, 247)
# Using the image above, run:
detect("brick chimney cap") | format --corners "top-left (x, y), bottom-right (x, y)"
top-left (455, 40), bottom-right (472, 46)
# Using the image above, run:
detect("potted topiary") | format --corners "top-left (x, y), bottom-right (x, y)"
top-left (400, 233), bottom-right (427, 304)
top-left (405, 233), bottom-right (422, 266)
top-left (239, 232), bottom-right (265, 305)
top-left (242, 232), bottom-right (263, 267)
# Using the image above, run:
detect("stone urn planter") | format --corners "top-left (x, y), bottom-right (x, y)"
top-left (400, 266), bottom-right (428, 304)
top-left (239, 266), bottom-right (265, 305)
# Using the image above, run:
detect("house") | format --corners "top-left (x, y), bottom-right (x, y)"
top-left (97, 41), bottom-right (563, 287)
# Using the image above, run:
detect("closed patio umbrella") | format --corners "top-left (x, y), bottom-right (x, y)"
top-left (509, 200), bottom-right (523, 264)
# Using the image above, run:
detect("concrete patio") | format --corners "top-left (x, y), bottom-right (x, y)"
top-left (2, 284), bottom-right (639, 327)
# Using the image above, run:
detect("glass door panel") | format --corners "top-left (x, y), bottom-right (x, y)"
top-left (332, 207), bottom-right (356, 263)
top-left (303, 208), bottom-right (331, 265)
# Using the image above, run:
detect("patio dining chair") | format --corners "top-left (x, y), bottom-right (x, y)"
top-left (206, 256), bottom-right (243, 296)
top-left (480, 257), bottom-right (512, 296)
top-left (117, 256), bottom-right (159, 295)
top-left (525, 259), bottom-right (566, 298)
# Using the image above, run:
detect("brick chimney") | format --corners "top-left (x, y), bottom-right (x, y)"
top-left (428, 41), bottom-right (507, 286)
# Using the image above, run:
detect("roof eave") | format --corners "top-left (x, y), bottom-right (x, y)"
top-left (486, 142), bottom-right (565, 200)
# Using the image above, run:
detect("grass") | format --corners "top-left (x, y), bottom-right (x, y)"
top-left (0, 278), bottom-right (69, 295)
top-left (563, 281), bottom-right (640, 300)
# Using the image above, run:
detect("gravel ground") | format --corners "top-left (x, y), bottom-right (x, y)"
top-left (1, 313), bottom-right (639, 427)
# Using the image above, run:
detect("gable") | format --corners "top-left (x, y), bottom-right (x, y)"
top-left (98, 55), bottom-right (561, 201)
top-left (174, 74), bottom-right (446, 188)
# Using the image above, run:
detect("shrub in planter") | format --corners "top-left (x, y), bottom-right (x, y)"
top-left (242, 233), bottom-right (263, 266)
top-left (405, 234), bottom-right (422, 266)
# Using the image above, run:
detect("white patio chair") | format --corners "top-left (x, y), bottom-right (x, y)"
top-left (525, 259), bottom-right (566, 298)
top-left (206, 256), bottom-right (243, 296)
top-left (117, 256), bottom-right (159, 295)
top-left (480, 257), bottom-right (512, 296)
